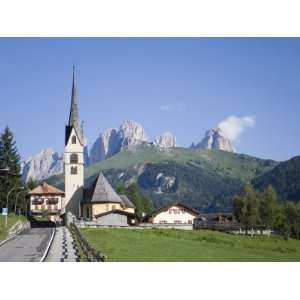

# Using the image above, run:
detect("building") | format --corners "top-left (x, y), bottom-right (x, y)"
top-left (81, 172), bottom-right (135, 220)
top-left (61, 69), bottom-right (136, 220)
top-left (63, 67), bottom-right (85, 217)
top-left (94, 210), bottom-right (136, 226)
top-left (29, 182), bottom-right (65, 222)
top-left (147, 202), bottom-right (199, 225)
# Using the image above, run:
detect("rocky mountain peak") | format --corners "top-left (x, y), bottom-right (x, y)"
top-left (119, 120), bottom-right (149, 142)
top-left (154, 132), bottom-right (176, 148)
top-left (191, 128), bottom-right (235, 152)
top-left (22, 148), bottom-right (63, 182)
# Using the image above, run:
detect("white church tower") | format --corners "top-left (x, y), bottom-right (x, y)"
top-left (64, 67), bottom-right (84, 217)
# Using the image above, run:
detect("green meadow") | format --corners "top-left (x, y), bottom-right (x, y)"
top-left (80, 228), bottom-right (300, 262)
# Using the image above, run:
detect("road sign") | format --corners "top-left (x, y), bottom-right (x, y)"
top-left (2, 208), bottom-right (8, 216)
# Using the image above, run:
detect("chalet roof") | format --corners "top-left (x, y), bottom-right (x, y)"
top-left (149, 202), bottom-right (200, 218)
top-left (29, 182), bottom-right (64, 195)
top-left (119, 194), bottom-right (135, 208)
top-left (83, 172), bottom-right (123, 204)
top-left (94, 209), bottom-right (136, 219)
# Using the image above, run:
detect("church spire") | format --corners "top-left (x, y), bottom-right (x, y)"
top-left (68, 66), bottom-right (79, 129)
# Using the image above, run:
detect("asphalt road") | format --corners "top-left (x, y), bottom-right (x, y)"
top-left (0, 227), bottom-right (53, 262)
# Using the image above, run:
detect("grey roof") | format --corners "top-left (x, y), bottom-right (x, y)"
top-left (69, 66), bottom-right (79, 130)
top-left (119, 194), bottom-right (135, 208)
top-left (66, 67), bottom-right (83, 145)
top-left (84, 172), bottom-right (123, 204)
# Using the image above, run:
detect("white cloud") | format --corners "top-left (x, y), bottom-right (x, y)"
top-left (160, 103), bottom-right (184, 112)
top-left (218, 115), bottom-right (256, 141)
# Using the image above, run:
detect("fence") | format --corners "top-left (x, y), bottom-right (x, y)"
top-left (69, 222), bottom-right (106, 262)
top-left (193, 220), bottom-right (271, 235)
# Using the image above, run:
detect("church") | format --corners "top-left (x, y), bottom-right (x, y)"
top-left (28, 68), bottom-right (135, 223)
top-left (62, 68), bottom-right (135, 221)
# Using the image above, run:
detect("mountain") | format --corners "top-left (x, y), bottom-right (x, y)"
top-left (47, 145), bottom-right (278, 212)
top-left (191, 128), bottom-right (235, 152)
top-left (88, 120), bottom-right (176, 165)
top-left (253, 156), bottom-right (300, 202)
top-left (153, 132), bottom-right (176, 148)
top-left (22, 148), bottom-right (63, 182)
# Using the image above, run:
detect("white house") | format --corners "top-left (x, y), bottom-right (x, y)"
top-left (149, 202), bottom-right (199, 225)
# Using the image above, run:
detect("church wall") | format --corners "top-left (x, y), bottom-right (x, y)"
top-left (82, 203), bottom-right (126, 220)
top-left (92, 203), bottom-right (123, 219)
top-left (124, 207), bottom-right (135, 214)
top-left (64, 127), bottom-right (84, 217)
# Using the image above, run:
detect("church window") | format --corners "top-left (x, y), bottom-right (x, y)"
top-left (71, 166), bottom-right (77, 175)
top-left (70, 153), bottom-right (78, 163)
top-left (72, 136), bottom-right (77, 144)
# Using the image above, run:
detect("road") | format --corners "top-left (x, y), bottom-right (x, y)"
top-left (0, 227), bottom-right (53, 262)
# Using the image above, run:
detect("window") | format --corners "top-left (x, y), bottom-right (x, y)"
top-left (32, 198), bottom-right (44, 205)
top-left (72, 136), bottom-right (76, 144)
top-left (70, 153), bottom-right (78, 163)
top-left (112, 205), bottom-right (116, 210)
top-left (174, 220), bottom-right (182, 224)
top-left (71, 166), bottom-right (77, 175)
top-left (86, 207), bottom-right (90, 219)
top-left (47, 198), bottom-right (58, 205)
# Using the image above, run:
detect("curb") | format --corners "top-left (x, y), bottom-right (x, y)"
top-left (0, 234), bottom-right (17, 248)
top-left (0, 221), bottom-right (30, 248)
top-left (40, 227), bottom-right (56, 262)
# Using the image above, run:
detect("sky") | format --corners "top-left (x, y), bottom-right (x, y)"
top-left (0, 38), bottom-right (300, 162)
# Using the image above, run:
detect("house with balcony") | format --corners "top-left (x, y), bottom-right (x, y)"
top-left (29, 182), bottom-right (65, 222)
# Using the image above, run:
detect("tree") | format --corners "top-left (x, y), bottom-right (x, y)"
top-left (259, 185), bottom-right (282, 229)
top-left (284, 202), bottom-right (300, 239)
top-left (117, 183), bottom-right (154, 217)
top-left (244, 184), bottom-right (260, 231)
top-left (233, 194), bottom-right (246, 223)
top-left (27, 177), bottom-right (39, 190)
top-left (233, 184), bottom-right (260, 233)
top-left (0, 127), bottom-right (23, 210)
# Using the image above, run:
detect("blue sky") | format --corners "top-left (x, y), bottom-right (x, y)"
top-left (0, 38), bottom-right (300, 162)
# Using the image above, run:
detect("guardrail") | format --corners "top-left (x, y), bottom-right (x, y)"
top-left (69, 222), bottom-right (106, 262)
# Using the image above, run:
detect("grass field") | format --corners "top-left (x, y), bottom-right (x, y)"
top-left (80, 228), bottom-right (300, 262)
top-left (0, 214), bottom-right (26, 241)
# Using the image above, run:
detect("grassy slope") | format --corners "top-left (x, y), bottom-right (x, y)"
top-left (80, 228), bottom-right (300, 262)
top-left (86, 146), bottom-right (277, 182)
top-left (0, 214), bottom-right (27, 241)
top-left (48, 146), bottom-right (277, 189)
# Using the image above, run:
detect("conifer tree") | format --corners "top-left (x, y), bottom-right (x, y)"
top-left (0, 127), bottom-right (23, 210)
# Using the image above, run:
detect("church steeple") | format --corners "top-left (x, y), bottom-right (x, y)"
top-left (68, 66), bottom-right (79, 129)
top-left (65, 66), bottom-right (83, 146)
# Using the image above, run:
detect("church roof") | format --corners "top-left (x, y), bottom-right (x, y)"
top-left (119, 194), bottom-right (135, 208)
top-left (65, 67), bottom-right (84, 146)
top-left (69, 66), bottom-right (79, 130)
top-left (29, 182), bottom-right (65, 195)
top-left (83, 172), bottom-right (123, 204)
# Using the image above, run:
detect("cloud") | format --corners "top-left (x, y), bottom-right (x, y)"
top-left (218, 115), bottom-right (256, 141)
top-left (160, 103), bottom-right (184, 112)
